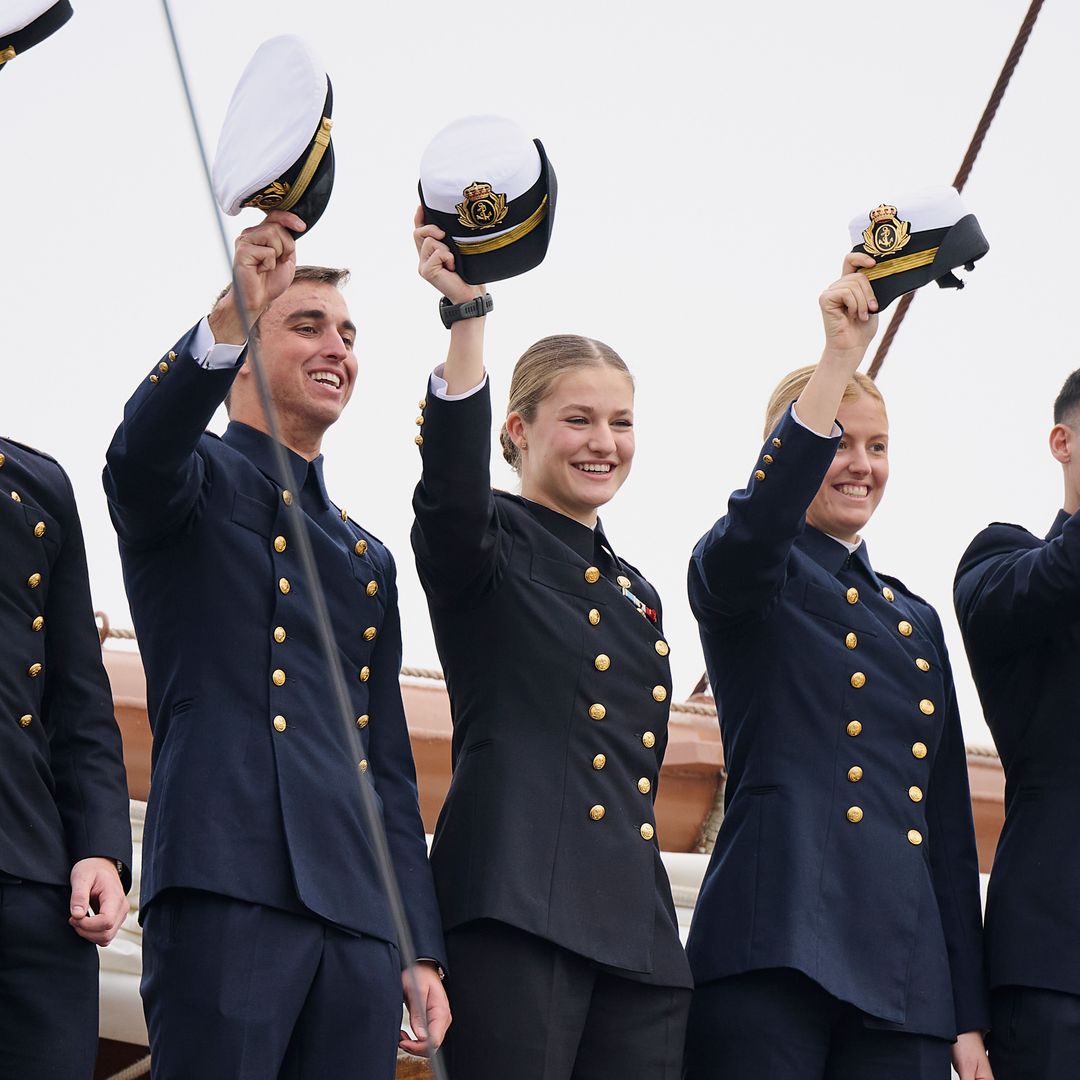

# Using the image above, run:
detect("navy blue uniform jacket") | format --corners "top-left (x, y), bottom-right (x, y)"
top-left (686, 408), bottom-right (987, 1039)
top-left (412, 383), bottom-right (691, 984)
top-left (954, 510), bottom-right (1080, 997)
top-left (103, 325), bottom-right (443, 961)
top-left (0, 437), bottom-right (131, 888)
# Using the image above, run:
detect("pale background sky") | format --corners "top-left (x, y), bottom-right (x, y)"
top-left (3, 0), bottom-right (1074, 746)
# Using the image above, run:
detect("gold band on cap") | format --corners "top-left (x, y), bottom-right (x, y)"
top-left (0, 46), bottom-right (16, 63)
top-left (860, 246), bottom-right (939, 282)
top-left (454, 195), bottom-right (549, 255)
top-left (243, 117), bottom-right (333, 213)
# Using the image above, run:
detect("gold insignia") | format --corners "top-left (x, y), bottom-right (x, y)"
top-left (862, 204), bottom-right (911, 258)
top-left (244, 179), bottom-right (292, 211)
top-left (456, 181), bottom-right (509, 230)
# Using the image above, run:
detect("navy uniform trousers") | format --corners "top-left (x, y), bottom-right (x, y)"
top-left (955, 509), bottom-right (1080, 1079)
top-left (104, 328), bottom-right (445, 1080)
top-left (412, 381), bottom-right (691, 1079)
top-left (0, 437), bottom-right (132, 1080)
top-left (684, 408), bottom-right (987, 1079)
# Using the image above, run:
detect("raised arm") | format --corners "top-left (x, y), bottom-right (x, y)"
top-left (689, 254), bottom-right (878, 627)
top-left (103, 211), bottom-right (303, 546)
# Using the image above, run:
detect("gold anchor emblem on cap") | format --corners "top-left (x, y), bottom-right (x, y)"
top-left (456, 181), bottom-right (509, 230)
top-left (862, 204), bottom-right (911, 258)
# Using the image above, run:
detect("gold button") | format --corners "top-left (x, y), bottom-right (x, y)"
top-left (354, 539), bottom-right (368, 557)
top-left (418, 398), bottom-right (427, 409)
top-left (584, 566), bottom-right (601, 584)
top-left (273, 626), bottom-right (286, 644)
top-left (846, 587), bottom-right (859, 605)
top-left (27, 663), bottom-right (42, 678)
top-left (919, 699), bottom-right (935, 716)
top-left (882, 586), bottom-right (895, 602)
top-left (592, 754), bottom-right (606, 770)
top-left (27, 573), bottom-right (41, 589)
top-left (588, 608), bottom-right (601, 625)
top-left (847, 766), bottom-right (863, 782)
top-left (640, 823), bottom-right (655, 841)
top-left (908, 786), bottom-right (924, 803)
top-left (850, 671), bottom-right (866, 689)
top-left (907, 829), bottom-right (923, 846)
top-left (272, 669), bottom-right (286, 686)
top-left (617, 575), bottom-right (631, 589)
top-left (415, 434), bottom-right (425, 446)
top-left (845, 632), bottom-right (857, 649)
top-left (159, 361), bottom-right (170, 374)
top-left (754, 470), bottom-right (767, 481)
top-left (637, 777), bottom-right (652, 794)
top-left (847, 806), bottom-right (864, 823)
top-left (772, 437), bottom-right (782, 448)
top-left (18, 714), bottom-right (32, 728)
top-left (359, 759), bottom-right (369, 773)
top-left (589, 704), bottom-right (606, 721)
top-left (594, 654), bottom-right (611, 672)
top-left (915, 658), bottom-right (930, 672)
top-left (31, 616), bottom-right (44, 632)
top-left (278, 577), bottom-right (291, 595)
top-left (282, 490), bottom-right (293, 506)
top-left (359, 666), bottom-right (371, 682)
top-left (415, 415), bottom-right (425, 426)
top-left (0, 453), bottom-right (5, 467)
top-left (898, 620), bottom-right (913, 637)
top-left (366, 581), bottom-right (378, 597)
top-left (762, 454), bottom-right (774, 465)
top-left (642, 731), bottom-right (656, 748)
top-left (655, 640), bottom-right (670, 656)
top-left (149, 374), bottom-right (159, 384)
top-left (847, 720), bottom-right (862, 737)
top-left (341, 509), bottom-right (349, 522)
top-left (10, 491), bottom-right (20, 502)
top-left (652, 685), bottom-right (667, 702)
top-left (363, 627), bottom-right (377, 642)
top-left (33, 521), bottom-right (45, 538)
top-left (357, 714), bottom-right (369, 728)
top-left (273, 716), bottom-right (287, 732)
top-left (912, 741), bottom-right (928, 759)
top-left (590, 805), bottom-right (606, 821)
top-left (274, 535), bottom-right (287, 552)
top-left (168, 351), bottom-right (177, 361)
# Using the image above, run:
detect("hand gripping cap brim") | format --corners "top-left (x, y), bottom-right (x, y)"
top-left (211, 35), bottom-right (335, 236)
top-left (0, 1), bottom-right (73, 71)
top-left (419, 118), bottom-right (556, 285)
top-left (848, 187), bottom-right (989, 311)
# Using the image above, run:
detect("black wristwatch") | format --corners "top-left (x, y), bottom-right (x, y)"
top-left (439, 292), bottom-right (493, 329)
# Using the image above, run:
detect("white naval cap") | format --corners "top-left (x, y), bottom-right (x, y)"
top-left (1, 1), bottom-right (73, 70)
top-left (847, 186), bottom-right (989, 310)
top-left (212, 35), bottom-right (335, 235)
top-left (420, 115), bottom-right (557, 284)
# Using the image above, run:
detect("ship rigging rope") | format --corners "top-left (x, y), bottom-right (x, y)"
top-left (868, 0), bottom-right (1046, 380)
top-left (155, 5), bottom-right (448, 1077)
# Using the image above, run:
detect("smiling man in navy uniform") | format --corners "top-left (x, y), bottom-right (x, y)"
top-left (954, 367), bottom-right (1080, 1079)
top-left (103, 209), bottom-right (448, 1079)
top-left (0, 436), bottom-right (132, 1080)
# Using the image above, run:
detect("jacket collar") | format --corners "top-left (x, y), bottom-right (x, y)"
top-left (222, 421), bottom-right (330, 510)
top-left (797, 524), bottom-right (875, 579)
top-left (518, 497), bottom-right (620, 566)
top-left (1047, 508), bottom-right (1070, 542)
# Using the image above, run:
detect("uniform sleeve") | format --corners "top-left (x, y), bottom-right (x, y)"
top-left (954, 520), bottom-right (1079, 662)
top-left (926, 611), bottom-right (990, 1034)
top-left (103, 322), bottom-right (243, 547)
top-left (44, 468), bottom-right (133, 890)
top-left (410, 378), bottom-right (510, 607)
top-left (368, 550), bottom-right (446, 967)
top-left (688, 406), bottom-right (840, 629)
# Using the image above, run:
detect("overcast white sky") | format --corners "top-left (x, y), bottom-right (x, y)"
top-left (3, 0), bottom-right (1074, 745)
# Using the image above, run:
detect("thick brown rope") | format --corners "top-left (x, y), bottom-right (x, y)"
top-left (868, 0), bottom-right (1046, 380)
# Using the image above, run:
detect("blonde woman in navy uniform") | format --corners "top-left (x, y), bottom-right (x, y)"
top-left (683, 254), bottom-right (993, 1080)
top-left (411, 209), bottom-right (693, 1079)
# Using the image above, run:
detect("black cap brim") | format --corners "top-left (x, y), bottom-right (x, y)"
top-left (0, 1), bottom-right (73, 72)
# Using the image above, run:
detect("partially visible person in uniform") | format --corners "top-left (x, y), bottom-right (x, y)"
top-left (409, 208), bottom-right (693, 1080)
top-left (0, 435), bottom-right (132, 1080)
top-left (682, 253), bottom-right (992, 1080)
top-left (954, 367), bottom-right (1080, 1080)
top-left (103, 209), bottom-right (448, 1080)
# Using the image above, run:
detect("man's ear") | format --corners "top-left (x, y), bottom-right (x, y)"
top-left (1050, 423), bottom-right (1073, 465)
